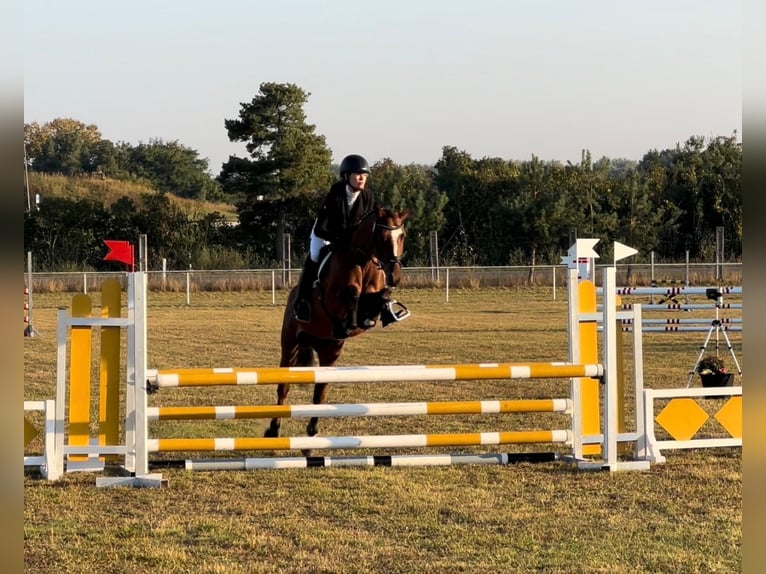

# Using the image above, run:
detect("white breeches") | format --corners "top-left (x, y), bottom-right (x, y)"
top-left (309, 226), bottom-right (331, 263)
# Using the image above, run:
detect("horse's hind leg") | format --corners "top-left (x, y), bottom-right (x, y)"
top-left (301, 382), bottom-right (328, 458)
top-left (305, 383), bottom-right (328, 438)
top-left (302, 341), bottom-right (343, 456)
top-left (266, 327), bottom-right (313, 438)
top-left (264, 383), bottom-right (289, 438)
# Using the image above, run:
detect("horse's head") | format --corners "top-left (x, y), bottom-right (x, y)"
top-left (371, 207), bottom-right (409, 288)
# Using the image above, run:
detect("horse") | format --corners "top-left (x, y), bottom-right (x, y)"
top-left (265, 207), bottom-right (410, 451)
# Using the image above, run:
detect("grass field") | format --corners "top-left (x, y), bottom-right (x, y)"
top-left (24, 287), bottom-right (742, 573)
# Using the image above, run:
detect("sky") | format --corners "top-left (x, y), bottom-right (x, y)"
top-left (24, 0), bottom-right (742, 175)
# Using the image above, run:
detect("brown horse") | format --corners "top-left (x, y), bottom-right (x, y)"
top-left (265, 207), bottom-right (410, 448)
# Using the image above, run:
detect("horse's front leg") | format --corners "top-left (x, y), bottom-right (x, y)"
top-left (346, 291), bottom-right (360, 331)
top-left (306, 382), bottom-right (328, 438)
top-left (345, 266), bottom-right (365, 331)
top-left (303, 382), bottom-right (328, 457)
top-left (264, 383), bottom-right (289, 438)
top-left (335, 284), bottom-right (361, 336)
top-left (357, 288), bottom-right (390, 328)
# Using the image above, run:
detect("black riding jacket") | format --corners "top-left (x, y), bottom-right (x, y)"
top-left (313, 181), bottom-right (375, 246)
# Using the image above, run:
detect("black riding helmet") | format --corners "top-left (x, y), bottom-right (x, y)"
top-left (339, 154), bottom-right (370, 178)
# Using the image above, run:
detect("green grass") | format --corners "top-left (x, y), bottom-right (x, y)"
top-left (24, 287), bottom-right (742, 573)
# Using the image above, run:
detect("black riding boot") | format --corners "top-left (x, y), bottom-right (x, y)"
top-left (293, 257), bottom-right (319, 322)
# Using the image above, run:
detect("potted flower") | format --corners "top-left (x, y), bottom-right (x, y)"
top-left (696, 355), bottom-right (734, 387)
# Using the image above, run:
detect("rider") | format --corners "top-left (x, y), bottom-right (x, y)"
top-left (293, 154), bottom-right (376, 323)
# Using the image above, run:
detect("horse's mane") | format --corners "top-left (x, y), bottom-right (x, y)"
top-left (348, 207), bottom-right (386, 256)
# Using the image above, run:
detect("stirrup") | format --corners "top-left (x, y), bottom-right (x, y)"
top-left (381, 300), bottom-right (410, 326)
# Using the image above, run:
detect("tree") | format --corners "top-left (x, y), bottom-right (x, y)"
top-left (369, 159), bottom-right (447, 264)
top-left (662, 137), bottom-right (707, 258)
top-left (124, 139), bottom-right (222, 200)
top-left (468, 156), bottom-right (520, 264)
top-left (24, 118), bottom-right (108, 176)
top-left (130, 193), bottom-right (198, 269)
top-left (698, 134), bottom-right (742, 258)
top-left (24, 196), bottom-right (111, 269)
top-left (433, 146), bottom-right (476, 262)
top-left (636, 135), bottom-right (742, 259)
top-left (107, 196), bottom-right (143, 242)
top-left (607, 166), bottom-right (682, 269)
top-left (219, 82), bottom-right (334, 262)
top-left (434, 147), bottom-right (521, 265)
top-left (496, 156), bottom-right (570, 272)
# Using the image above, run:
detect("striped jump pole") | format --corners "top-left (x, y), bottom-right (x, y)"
top-left (615, 316), bottom-right (743, 333)
top-left (24, 251), bottom-right (39, 337)
top-left (147, 429), bottom-right (572, 453)
top-left (620, 325), bottom-right (742, 333)
top-left (152, 452), bottom-right (559, 472)
top-left (610, 303), bottom-right (742, 311)
top-left (147, 399), bottom-right (571, 421)
top-left (619, 318), bottom-right (741, 325)
top-left (147, 362), bottom-right (603, 389)
top-left (605, 286), bottom-right (742, 296)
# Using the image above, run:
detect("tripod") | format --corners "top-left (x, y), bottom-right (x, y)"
top-left (686, 288), bottom-right (742, 387)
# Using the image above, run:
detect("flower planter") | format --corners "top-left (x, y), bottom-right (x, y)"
top-left (699, 373), bottom-right (734, 387)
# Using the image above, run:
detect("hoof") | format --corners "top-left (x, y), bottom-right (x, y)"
top-left (264, 427), bottom-right (279, 438)
top-left (301, 449), bottom-right (313, 458)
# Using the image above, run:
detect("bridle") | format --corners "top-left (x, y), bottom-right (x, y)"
top-left (355, 210), bottom-right (405, 277)
top-left (371, 219), bottom-right (404, 272)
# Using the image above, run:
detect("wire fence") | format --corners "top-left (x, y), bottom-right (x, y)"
top-left (24, 262), bottom-right (742, 295)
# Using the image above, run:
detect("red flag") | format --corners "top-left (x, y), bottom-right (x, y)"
top-left (103, 240), bottom-right (134, 270)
